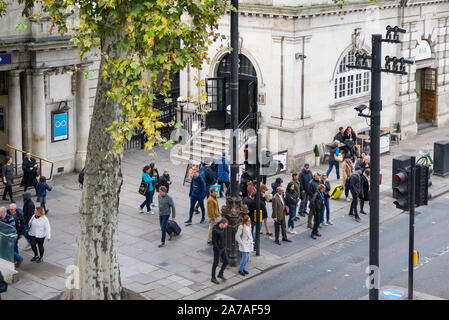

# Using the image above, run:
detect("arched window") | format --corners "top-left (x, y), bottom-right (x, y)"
top-left (334, 50), bottom-right (370, 100)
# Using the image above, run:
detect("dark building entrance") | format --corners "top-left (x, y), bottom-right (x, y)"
top-left (206, 54), bottom-right (258, 129)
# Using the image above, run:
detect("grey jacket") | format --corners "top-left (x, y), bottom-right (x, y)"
top-left (2, 164), bottom-right (14, 186)
top-left (158, 194), bottom-right (176, 217)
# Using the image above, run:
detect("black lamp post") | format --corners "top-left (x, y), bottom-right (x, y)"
top-left (220, 0), bottom-right (248, 267)
top-left (347, 26), bottom-right (413, 300)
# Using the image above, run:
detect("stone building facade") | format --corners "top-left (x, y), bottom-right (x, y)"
top-left (180, 0), bottom-right (449, 172)
top-left (0, 2), bottom-right (99, 174)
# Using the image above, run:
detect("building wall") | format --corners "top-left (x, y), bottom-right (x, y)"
top-left (181, 0), bottom-right (449, 172)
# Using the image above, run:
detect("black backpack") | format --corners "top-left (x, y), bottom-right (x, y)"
top-left (78, 168), bottom-right (85, 185)
top-left (0, 271), bottom-right (7, 293)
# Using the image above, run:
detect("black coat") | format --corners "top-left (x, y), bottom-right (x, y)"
top-left (2, 164), bottom-right (14, 186)
top-left (285, 190), bottom-right (298, 211)
top-left (23, 198), bottom-right (35, 225)
top-left (21, 157), bottom-right (38, 188)
top-left (349, 172), bottom-right (362, 196)
top-left (360, 174), bottom-right (369, 201)
top-left (239, 172), bottom-right (252, 197)
top-left (307, 178), bottom-right (321, 198)
top-left (159, 174), bottom-right (171, 193)
top-left (212, 223), bottom-right (226, 251)
top-left (309, 191), bottom-right (324, 215)
top-left (322, 180), bottom-right (331, 198)
top-left (299, 169), bottom-right (313, 193)
top-left (248, 197), bottom-right (268, 221)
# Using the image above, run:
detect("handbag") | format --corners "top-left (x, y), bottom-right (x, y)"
top-left (138, 180), bottom-right (149, 196)
top-left (285, 205), bottom-right (290, 214)
top-left (334, 153), bottom-right (343, 162)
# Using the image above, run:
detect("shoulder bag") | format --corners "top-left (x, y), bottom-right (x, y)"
top-left (138, 180), bottom-right (149, 196)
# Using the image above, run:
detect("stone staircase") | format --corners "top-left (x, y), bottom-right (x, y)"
top-left (171, 128), bottom-right (253, 165)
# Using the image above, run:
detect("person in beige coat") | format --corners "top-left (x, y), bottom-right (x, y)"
top-left (271, 187), bottom-right (292, 245)
top-left (207, 187), bottom-right (220, 245)
top-left (342, 155), bottom-right (354, 201)
top-left (235, 215), bottom-right (253, 276)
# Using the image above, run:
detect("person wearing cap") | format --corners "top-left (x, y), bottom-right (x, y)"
top-left (299, 163), bottom-right (313, 217)
top-left (342, 154), bottom-right (354, 201)
top-left (349, 166), bottom-right (363, 222)
top-left (326, 141), bottom-right (341, 180)
top-left (307, 172), bottom-right (321, 229)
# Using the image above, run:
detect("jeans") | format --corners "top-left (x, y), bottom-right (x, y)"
top-left (288, 208), bottom-right (296, 228)
top-left (350, 191), bottom-right (359, 215)
top-left (218, 181), bottom-right (230, 197)
top-left (299, 193), bottom-right (309, 214)
top-left (159, 215), bottom-right (170, 244)
top-left (212, 248), bottom-right (229, 279)
top-left (37, 196), bottom-right (47, 212)
top-left (326, 159), bottom-right (340, 179)
top-left (312, 210), bottom-right (320, 235)
top-left (189, 196), bottom-right (205, 221)
top-left (324, 197), bottom-right (330, 222)
top-left (13, 237), bottom-right (22, 262)
top-left (140, 189), bottom-right (154, 212)
top-left (239, 252), bottom-right (249, 272)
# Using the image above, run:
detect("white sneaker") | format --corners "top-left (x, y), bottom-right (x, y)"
top-left (323, 222), bottom-right (328, 226)
top-left (288, 228), bottom-right (294, 234)
top-left (292, 228), bottom-right (297, 234)
top-left (139, 207), bottom-right (144, 213)
top-left (328, 220), bottom-right (334, 225)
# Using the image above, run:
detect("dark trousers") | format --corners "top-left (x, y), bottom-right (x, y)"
top-left (189, 196), bottom-right (205, 221)
top-left (37, 196), bottom-right (47, 212)
top-left (29, 236), bottom-right (45, 258)
top-left (218, 181), bottom-right (230, 197)
top-left (2, 185), bottom-right (13, 201)
top-left (140, 189), bottom-right (153, 212)
top-left (350, 191), bottom-right (359, 215)
top-left (159, 215), bottom-right (170, 243)
top-left (274, 218), bottom-right (287, 242)
top-left (360, 199), bottom-right (367, 212)
top-left (312, 210), bottom-right (320, 235)
top-left (195, 186), bottom-right (210, 211)
top-left (212, 248), bottom-right (228, 279)
top-left (299, 193), bottom-right (309, 214)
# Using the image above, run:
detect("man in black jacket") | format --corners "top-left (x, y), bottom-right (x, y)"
top-left (22, 192), bottom-right (35, 226)
top-left (158, 168), bottom-right (172, 193)
top-left (211, 218), bottom-right (229, 284)
top-left (334, 127), bottom-right (345, 143)
top-left (307, 173), bottom-right (321, 228)
top-left (349, 166), bottom-right (363, 222)
top-left (298, 163), bottom-right (313, 216)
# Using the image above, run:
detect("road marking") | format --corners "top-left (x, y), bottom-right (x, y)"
top-left (213, 294), bottom-right (236, 300)
top-left (381, 289), bottom-right (404, 299)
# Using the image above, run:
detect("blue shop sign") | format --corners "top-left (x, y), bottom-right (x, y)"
top-left (0, 54), bottom-right (11, 65)
top-left (52, 111), bottom-right (69, 142)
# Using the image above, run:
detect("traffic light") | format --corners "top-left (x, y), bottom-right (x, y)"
top-left (393, 167), bottom-right (410, 211)
top-left (415, 164), bottom-right (432, 206)
top-left (244, 143), bottom-right (257, 179)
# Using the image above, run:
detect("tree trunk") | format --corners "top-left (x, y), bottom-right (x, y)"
top-left (62, 30), bottom-right (126, 300)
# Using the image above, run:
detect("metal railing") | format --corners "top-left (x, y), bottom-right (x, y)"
top-left (6, 144), bottom-right (55, 180)
top-left (183, 103), bottom-right (209, 139)
top-left (0, 221), bottom-right (15, 263)
top-left (237, 112), bottom-right (259, 149)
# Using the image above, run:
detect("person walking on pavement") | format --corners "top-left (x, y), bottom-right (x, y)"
top-left (2, 156), bottom-right (15, 203)
top-left (185, 168), bottom-right (206, 225)
top-left (28, 207), bottom-right (51, 263)
top-left (320, 174), bottom-right (333, 225)
top-left (149, 163), bottom-right (160, 208)
top-left (36, 176), bottom-right (52, 214)
top-left (0, 207), bottom-right (23, 267)
top-left (307, 172), bottom-right (321, 229)
top-left (211, 218), bottom-right (229, 284)
top-left (21, 152), bottom-right (38, 193)
top-left (342, 154), bottom-right (354, 202)
top-left (310, 184), bottom-right (326, 240)
top-left (157, 186), bottom-right (176, 248)
top-left (8, 203), bottom-right (30, 252)
top-left (326, 141), bottom-right (341, 180)
top-left (158, 168), bottom-right (172, 193)
top-left (285, 182), bottom-right (299, 234)
top-left (349, 166), bottom-right (363, 222)
top-left (207, 187), bottom-right (220, 245)
top-left (290, 173), bottom-right (301, 221)
top-left (196, 160), bottom-right (215, 214)
top-left (235, 215), bottom-right (253, 276)
top-left (139, 165), bottom-right (155, 214)
top-left (299, 163), bottom-right (313, 217)
top-left (217, 152), bottom-right (230, 198)
top-left (360, 168), bottom-right (370, 215)
top-left (272, 187), bottom-right (291, 245)
top-left (259, 184), bottom-right (272, 237)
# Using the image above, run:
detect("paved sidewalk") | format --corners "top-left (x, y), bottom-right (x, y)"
top-left (2, 125), bottom-right (449, 300)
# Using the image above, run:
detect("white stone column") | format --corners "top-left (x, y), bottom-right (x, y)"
top-left (23, 70), bottom-right (33, 153)
top-left (32, 69), bottom-right (47, 158)
top-left (7, 70), bottom-right (23, 155)
top-left (75, 65), bottom-right (90, 171)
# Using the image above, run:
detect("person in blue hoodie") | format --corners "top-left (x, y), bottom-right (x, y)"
top-left (185, 168), bottom-right (206, 225)
top-left (36, 176), bottom-right (52, 214)
top-left (139, 165), bottom-right (155, 214)
top-left (217, 152), bottom-right (230, 198)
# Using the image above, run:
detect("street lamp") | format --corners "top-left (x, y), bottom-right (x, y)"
top-left (347, 25), bottom-right (414, 300)
top-left (177, 95), bottom-right (187, 124)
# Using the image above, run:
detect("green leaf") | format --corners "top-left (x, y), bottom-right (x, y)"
top-left (163, 140), bottom-right (174, 149)
top-left (15, 21), bottom-right (28, 31)
top-left (83, 68), bottom-right (90, 80)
